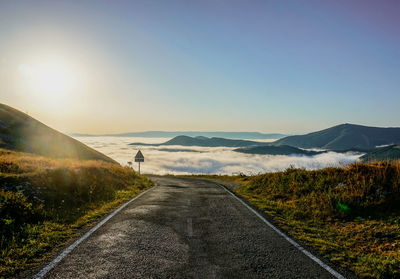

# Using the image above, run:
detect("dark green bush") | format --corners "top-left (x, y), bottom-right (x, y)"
top-left (0, 190), bottom-right (43, 245)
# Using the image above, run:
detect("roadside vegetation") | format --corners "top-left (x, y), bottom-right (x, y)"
top-left (0, 149), bottom-right (153, 278)
top-left (198, 161), bottom-right (400, 278)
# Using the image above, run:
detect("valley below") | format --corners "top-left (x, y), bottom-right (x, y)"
top-left (73, 136), bottom-right (363, 175)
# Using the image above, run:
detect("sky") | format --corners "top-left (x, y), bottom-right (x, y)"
top-left (1, 0), bottom-right (399, 134)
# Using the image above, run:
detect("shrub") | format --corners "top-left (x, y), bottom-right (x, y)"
top-left (0, 190), bottom-right (43, 245)
top-left (0, 149), bottom-right (153, 277)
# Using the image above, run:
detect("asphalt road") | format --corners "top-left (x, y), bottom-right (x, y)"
top-left (42, 177), bottom-right (342, 279)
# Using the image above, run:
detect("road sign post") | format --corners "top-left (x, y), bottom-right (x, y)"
top-left (134, 150), bottom-right (144, 174)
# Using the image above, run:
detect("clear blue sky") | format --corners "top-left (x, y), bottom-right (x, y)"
top-left (1, 0), bottom-right (399, 134)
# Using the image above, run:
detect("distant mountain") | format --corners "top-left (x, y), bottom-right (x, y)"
top-left (360, 145), bottom-right (400, 162)
top-left (158, 148), bottom-right (202, 153)
top-left (130, 135), bottom-right (267, 147)
top-left (72, 131), bottom-right (286, 140)
top-left (274, 124), bottom-right (400, 151)
top-left (0, 103), bottom-right (116, 163)
top-left (234, 145), bottom-right (324, 156)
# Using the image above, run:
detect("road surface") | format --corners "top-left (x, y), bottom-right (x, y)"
top-left (42, 177), bottom-right (344, 279)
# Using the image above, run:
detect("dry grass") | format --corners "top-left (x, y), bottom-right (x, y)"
top-left (202, 162), bottom-right (400, 278)
top-left (0, 149), bottom-right (153, 278)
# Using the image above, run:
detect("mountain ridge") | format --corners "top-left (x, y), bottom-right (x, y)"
top-left (0, 103), bottom-right (117, 163)
top-left (233, 145), bottom-right (324, 156)
top-left (360, 144), bottom-right (400, 162)
top-left (72, 131), bottom-right (286, 140)
top-left (273, 123), bottom-right (400, 151)
top-left (129, 135), bottom-right (267, 147)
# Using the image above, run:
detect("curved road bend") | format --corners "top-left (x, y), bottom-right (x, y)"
top-left (42, 177), bottom-right (346, 279)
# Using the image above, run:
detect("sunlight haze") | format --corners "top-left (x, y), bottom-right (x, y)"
top-left (1, 0), bottom-right (399, 134)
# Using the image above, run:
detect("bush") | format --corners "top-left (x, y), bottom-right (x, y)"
top-left (0, 148), bottom-right (152, 235)
top-left (0, 149), bottom-right (153, 277)
top-left (0, 190), bottom-right (43, 244)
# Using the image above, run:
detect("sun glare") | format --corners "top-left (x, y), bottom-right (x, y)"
top-left (19, 60), bottom-right (82, 96)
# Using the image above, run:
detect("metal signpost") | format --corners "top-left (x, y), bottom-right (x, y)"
top-left (134, 150), bottom-right (144, 174)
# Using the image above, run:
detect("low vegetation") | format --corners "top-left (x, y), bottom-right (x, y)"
top-left (0, 149), bottom-right (153, 278)
top-left (204, 162), bottom-right (400, 278)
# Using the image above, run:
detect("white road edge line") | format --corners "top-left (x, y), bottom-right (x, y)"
top-left (32, 185), bottom-right (156, 279)
top-left (218, 184), bottom-right (346, 279)
top-left (187, 218), bottom-right (193, 237)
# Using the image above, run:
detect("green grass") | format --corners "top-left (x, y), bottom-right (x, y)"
top-left (201, 162), bottom-right (400, 278)
top-left (0, 149), bottom-right (153, 278)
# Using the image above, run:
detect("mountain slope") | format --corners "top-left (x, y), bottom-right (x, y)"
top-left (274, 123), bottom-right (400, 151)
top-left (0, 103), bottom-right (116, 163)
top-left (233, 145), bottom-right (324, 156)
top-left (130, 135), bottom-right (266, 147)
top-left (361, 145), bottom-right (400, 162)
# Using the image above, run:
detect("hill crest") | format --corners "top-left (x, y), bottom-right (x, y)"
top-left (130, 135), bottom-right (267, 147)
top-left (274, 123), bottom-right (400, 151)
top-left (0, 103), bottom-right (116, 163)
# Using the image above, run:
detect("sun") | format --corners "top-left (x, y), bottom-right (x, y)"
top-left (19, 60), bottom-right (81, 96)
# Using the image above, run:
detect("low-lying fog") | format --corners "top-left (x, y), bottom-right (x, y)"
top-left (74, 137), bottom-right (363, 175)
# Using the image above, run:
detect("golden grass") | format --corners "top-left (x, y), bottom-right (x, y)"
top-left (0, 149), bottom-right (153, 278)
top-left (202, 162), bottom-right (400, 278)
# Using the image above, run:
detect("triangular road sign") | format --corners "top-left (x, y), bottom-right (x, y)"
top-left (135, 150), bottom-right (144, 162)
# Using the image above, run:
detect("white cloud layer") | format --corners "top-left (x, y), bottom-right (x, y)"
top-left (75, 137), bottom-right (363, 175)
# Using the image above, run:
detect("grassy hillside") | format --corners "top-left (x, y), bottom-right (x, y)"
top-left (274, 123), bottom-right (400, 151)
top-left (214, 162), bottom-right (400, 278)
top-left (0, 149), bottom-right (153, 278)
top-left (0, 103), bottom-right (116, 163)
top-left (361, 145), bottom-right (400, 162)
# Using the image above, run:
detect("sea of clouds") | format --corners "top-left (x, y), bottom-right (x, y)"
top-left (74, 136), bottom-right (363, 175)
